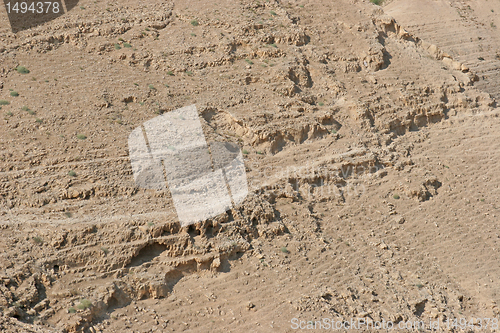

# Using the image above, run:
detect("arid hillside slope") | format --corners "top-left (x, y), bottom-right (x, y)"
top-left (0, 0), bottom-right (499, 332)
top-left (386, 0), bottom-right (500, 101)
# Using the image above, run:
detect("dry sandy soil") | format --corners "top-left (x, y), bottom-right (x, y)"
top-left (0, 0), bottom-right (500, 332)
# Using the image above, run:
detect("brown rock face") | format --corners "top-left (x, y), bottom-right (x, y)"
top-left (0, 0), bottom-right (499, 332)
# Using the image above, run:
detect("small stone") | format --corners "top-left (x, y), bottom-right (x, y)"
top-left (378, 242), bottom-right (388, 250)
top-left (211, 258), bottom-right (221, 270)
top-left (395, 216), bottom-right (405, 224)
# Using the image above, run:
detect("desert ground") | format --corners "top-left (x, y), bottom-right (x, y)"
top-left (1, 0), bottom-right (500, 332)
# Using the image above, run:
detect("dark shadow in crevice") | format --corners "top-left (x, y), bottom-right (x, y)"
top-left (127, 243), bottom-right (167, 268)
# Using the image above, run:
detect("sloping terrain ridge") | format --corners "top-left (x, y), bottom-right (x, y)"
top-left (0, 0), bottom-right (499, 332)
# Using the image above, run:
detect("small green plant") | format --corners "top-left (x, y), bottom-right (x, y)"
top-left (416, 283), bottom-right (424, 289)
top-left (114, 43), bottom-right (121, 50)
top-left (242, 149), bottom-right (249, 155)
top-left (370, 0), bottom-right (383, 5)
top-left (68, 170), bottom-right (77, 177)
top-left (185, 70), bottom-right (193, 76)
top-left (0, 100), bottom-right (9, 105)
top-left (491, 22), bottom-right (497, 28)
top-left (5, 111), bottom-right (13, 116)
top-left (393, 194), bottom-right (400, 200)
top-left (76, 299), bottom-right (92, 310)
top-left (16, 66), bottom-right (30, 74)
top-left (35, 118), bottom-right (42, 123)
top-left (68, 307), bottom-right (76, 313)
top-left (148, 84), bottom-right (156, 90)
top-left (21, 106), bottom-right (35, 115)
top-left (123, 43), bottom-right (132, 48)
top-left (331, 129), bottom-right (337, 134)
top-left (80, 6), bottom-right (85, 9)
top-left (64, 212), bottom-right (72, 218)
top-left (167, 70), bottom-right (174, 76)
top-left (147, 222), bottom-right (155, 227)
top-left (118, 37), bottom-right (124, 41)
top-left (101, 247), bottom-right (109, 254)
top-left (245, 59), bottom-right (254, 65)
top-left (280, 247), bottom-right (289, 253)
top-left (10, 91), bottom-right (19, 97)
top-left (318, 102), bottom-right (324, 106)
top-left (76, 134), bottom-right (87, 140)
top-left (270, 43), bottom-right (277, 48)
top-left (270, 10), bottom-right (277, 16)
top-left (190, 19), bottom-right (199, 26)
top-left (33, 236), bottom-right (43, 244)
top-left (256, 151), bottom-right (263, 155)
top-left (32, 77), bottom-right (37, 81)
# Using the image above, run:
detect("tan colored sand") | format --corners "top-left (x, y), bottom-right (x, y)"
top-left (0, 0), bottom-right (499, 332)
